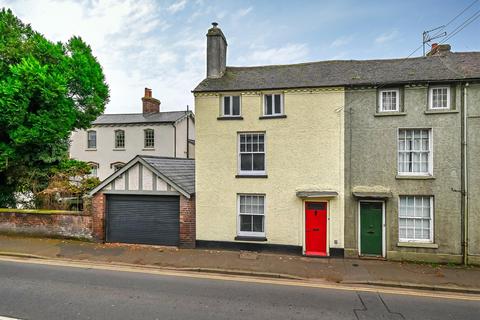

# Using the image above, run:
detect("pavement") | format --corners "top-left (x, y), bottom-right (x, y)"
top-left (1, 259), bottom-right (480, 320)
top-left (1, 234), bottom-right (479, 294)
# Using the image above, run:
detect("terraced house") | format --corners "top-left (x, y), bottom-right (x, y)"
top-left (194, 23), bottom-right (480, 264)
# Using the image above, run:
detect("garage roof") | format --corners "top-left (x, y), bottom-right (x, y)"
top-left (89, 155), bottom-right (195, 198)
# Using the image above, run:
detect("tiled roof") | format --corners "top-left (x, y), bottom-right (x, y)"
top-left (141, 156), bottom-right (195, 195)
top-left (194, 52), bottom-right (480, 92)
top-left (92, 111), bottom-right (189, 125)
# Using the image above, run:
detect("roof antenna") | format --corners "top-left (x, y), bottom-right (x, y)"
top-left (423, 26), bottom-right (447, 56)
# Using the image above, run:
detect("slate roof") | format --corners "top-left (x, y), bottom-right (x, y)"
top-left (92, 111), bottom-right (189, 125)
top-left (194, 52), bottom-right (480, 92)
top-left (141, 156), bottom-right (195, 195)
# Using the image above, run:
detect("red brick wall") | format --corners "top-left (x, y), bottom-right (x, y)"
top-left (0, 211), bottom-right (92, 239)
top-left (91, 192), bottom-right (106, 241)
top-left (179, 195), bottom-right (196, 248)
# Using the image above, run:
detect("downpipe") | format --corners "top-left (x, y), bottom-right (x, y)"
top-left (462, 83), bottom-right (469, 265)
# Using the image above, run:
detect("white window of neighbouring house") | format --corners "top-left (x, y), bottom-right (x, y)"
top-left (429, 86), bottom-right (450, 110)
top-left (379, 89), bottom-right (400, 112)
top-left (398, 129), bottom-right (432, 175)
top-left (238, 133), bottom-right (265, 175)
top-left (144, 129), bottom-right (155, 148)
top-left (111, 162), bottom-right (125, 172)
top-left (114, 130), bottom-right (125, 149)
top-left (88, 163), bottom-right (99, 177)
top-left (399, 196), bottom-right (433, 242)
top-left (264, 94), bottom-right (283, 116)
top-left (87, 130), bottom-right (96, 149)
top-left (238, 194), bottom-right (265, 237)
top-left (222, 96), bottom-right (241, 116)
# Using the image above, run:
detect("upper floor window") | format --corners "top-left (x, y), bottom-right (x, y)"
top-left (87, 130), bottom-right (96, 149)
top-left (429, 86), bottom-right (450, 110)
top-left (264, 94), bottom-right (283, 116)
top-left (398, 129), bottom-right (432, 176)
top-left (144, 129), bottom-right (155, 148)
top-left (111, 162), bottom-right (125, 172)
top-left (222, 96), bottom-right (241, 117)
top-left (238, 133), bottom-right (265, 175)
top-left (399, 196), bottom-right (433, 243)
top-left (114, 130), bottom-right (125, 149)
top-left (379, 89), bottom-right (400, 112)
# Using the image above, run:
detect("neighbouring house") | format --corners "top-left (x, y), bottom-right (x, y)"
top-left (193, 23), bottom-right (480, 264)
top-left (88, 155), bottom-right (195, 248)
top-left (193, 23), bottom-right (346, 256)
top-left (70, 88), bottom-right (195, 180)
top-left (343, 44), bottom-right (480, 264)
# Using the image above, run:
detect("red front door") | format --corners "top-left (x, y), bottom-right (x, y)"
top-left (305, 202), bottom-right (327, 256)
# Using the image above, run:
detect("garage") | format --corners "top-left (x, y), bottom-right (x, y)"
top-left (89, 155), bottom-right (195, 248)
top-left (106, 194), bottom-right (180, 246)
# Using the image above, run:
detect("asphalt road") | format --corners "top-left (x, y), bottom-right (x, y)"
top-left (0, 260), bottom-right (479, 320)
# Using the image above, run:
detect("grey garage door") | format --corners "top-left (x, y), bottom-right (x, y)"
top-left (106, 195), bottom-right (180, 246)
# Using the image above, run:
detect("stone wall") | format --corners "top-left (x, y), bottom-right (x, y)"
top-left (0, 210), bottom-right (92, 240)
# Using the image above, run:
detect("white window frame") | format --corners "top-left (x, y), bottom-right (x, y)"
top-left (114, 129), bottom-right (125, 149)
top-left (87, 130), bottom-right (97, 149)
top-left (221, 95), bottom-right (242, 117)
top-left (429, 86), bottom-right (450, 110)
top-left (263, 93), bottom-right (284, 116)
top-left (237, 194), bottom-right (266, 237)
top-left (378, 89), bottom-right (400, 112)
top-left (397, 128), bottom-right (433, 176)
top-left (398, 196), bottom-right (434, 243)
top-left (238, 132), bottom-right (266, 176)
top-left (144, 128), bottom-right (155, 149)
top-left (111, 162), bottom-right (125, 172)
top-left (88, 162), bottom-right (99, 177)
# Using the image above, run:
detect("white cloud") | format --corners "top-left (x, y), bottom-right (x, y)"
top-left (239, 43), bottom-right (309, 66)
top-left (167, 0), bottom-right (187, 13)
top-left (375, 30), bottom-right (399, 44)
top-left (330, 36), bottom-right (352, 48)
top-left (238, 6), bottom-right (253, 17)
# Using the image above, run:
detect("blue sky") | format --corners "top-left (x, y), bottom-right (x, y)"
top-left (1, 0), bottom-right (479, 113)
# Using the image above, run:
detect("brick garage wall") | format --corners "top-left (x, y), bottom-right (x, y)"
top-left (179, 195), bottom-right (196, 248)
top-left (0, 211), bottom-right (92, 239)
top-left (90, 192), bottom-right (106, 241)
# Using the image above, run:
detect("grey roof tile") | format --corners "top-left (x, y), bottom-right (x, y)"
top-left (141, 156), bottom-right (195, 195)
top-left (92, 111), bottom-right (189, 125)
top-left (193, 52), bottom-right (480, 92)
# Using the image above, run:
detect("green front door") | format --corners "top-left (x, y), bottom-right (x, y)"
top-left (360, 202), bottom-right (383, 256)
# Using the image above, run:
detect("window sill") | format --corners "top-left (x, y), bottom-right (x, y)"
top-left (236, 174), bottom-right (268, 179)
top-left (424, 110), bottom-right (458, 115)
top-left (85, 148), bottom-right (97, 151)
top-left (113, 148), bottom-right (126, 151)
top-left (235, 236), bottom-right (267, 242)
top-left (374, 112), bottom-right (406, 117)
top-left (259, 115), bottom-right (287, 120)
top-left (396, 175), bottom-right (435, 180)
top-left (217, 116), bottom-right (243, 120)
top-left (142, 148), bottom-right (155, 151)
top-left (397, 242), bottom-right (438, 249)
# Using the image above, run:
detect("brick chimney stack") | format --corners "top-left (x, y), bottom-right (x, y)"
top-left (142, 88), bottom-right (160, 113)
top-left (426, 43), bottom-right (451, 56)
top-left (206, 22), bottom-right (227, 78)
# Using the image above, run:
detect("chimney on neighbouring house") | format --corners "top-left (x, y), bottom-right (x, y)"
top-left (206, 22), bottom-right (227, 78)
top-left (427, 43), bottom-right (451, 56)
top-left (142, 88), bottom-right (160, 113)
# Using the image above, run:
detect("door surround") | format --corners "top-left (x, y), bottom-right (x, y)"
top-left (358, 200), bottom-right (386, 258)
top-left (303, 200), bottom-right (329, 256)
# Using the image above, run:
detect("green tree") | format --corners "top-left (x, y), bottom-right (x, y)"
top-left (0, 8), bottom-right (109, 207)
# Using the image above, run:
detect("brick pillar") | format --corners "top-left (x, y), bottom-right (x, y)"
top-left (179, 195), bottom-right (196, 248)
top-left (91, 192), bottom-right (106, 241)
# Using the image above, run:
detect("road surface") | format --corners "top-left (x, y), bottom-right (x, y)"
top-left (0, 259), bottom-right (478, 320)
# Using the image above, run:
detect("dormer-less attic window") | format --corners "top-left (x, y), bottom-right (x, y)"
top-left (379, 89), bottom-right (400, 112)
top-left (429, 86), bottom-right (450, 110)
top-left (114, 130), bottom-right (125, 149)
top-left (264, 94), bottom-right (283, 116)
top-left (222, 96), bottom-right (241, 116)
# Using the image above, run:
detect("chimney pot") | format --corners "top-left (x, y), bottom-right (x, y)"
top-left (212, 22), bottom-right (218, 27)
top-left (427, 43), bottom-right (451, 57)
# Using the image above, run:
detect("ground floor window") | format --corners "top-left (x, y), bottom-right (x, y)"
top-left (398, 196), bottom-right (433, 243)
top-left (238, 194), bottom-right (265, 237)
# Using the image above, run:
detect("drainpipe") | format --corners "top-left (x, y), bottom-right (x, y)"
top-left (172, 123), bottom-right (177, 158)
top-left (186, 106), bottom-right (190, 159)
top-left (462, 83), bottom-right (469, 265)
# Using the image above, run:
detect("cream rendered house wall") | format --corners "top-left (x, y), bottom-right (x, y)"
top-left (195, 88), bottom-right (345, 251)
top-left (70, 124), bottom-right (175, 180)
